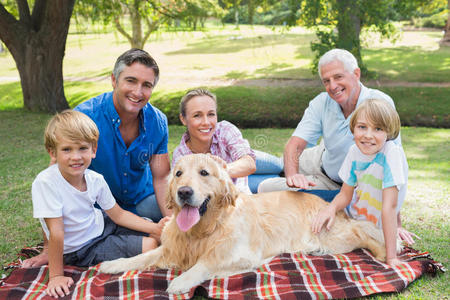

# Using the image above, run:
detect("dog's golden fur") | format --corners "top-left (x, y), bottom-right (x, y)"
top-left (99, 154), bottom-right (388, 294)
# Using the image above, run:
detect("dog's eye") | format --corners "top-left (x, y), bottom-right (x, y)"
top-left (175, 170), bottom-right (182, 177)
top-left (200, 169), bottom-right (209, 176)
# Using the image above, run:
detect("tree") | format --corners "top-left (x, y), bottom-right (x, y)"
top-left (169, 0), bottom-right (224, 30)
top-left (298, 0), bottom-right (427, 76)
top-left (0, 0), bottom-right (74, 112)
top-left (222, 0), bottom-right (243, 28)
top-left (76, 0), bottom-right (164, 49)
top-left (440, 0), bottom-right (450, 46)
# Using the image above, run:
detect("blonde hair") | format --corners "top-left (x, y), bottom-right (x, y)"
top-left (179, 89), bottom-right (217, 117)
top-left (350, 99), bottom-right (400, 141)
top-left (44, 110), bottom-right (99, 151)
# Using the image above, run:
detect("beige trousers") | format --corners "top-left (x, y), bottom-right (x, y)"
top-left (257, 143), bottom-right (341, 193)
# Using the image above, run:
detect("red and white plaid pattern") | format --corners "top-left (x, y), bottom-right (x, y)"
top-left (0, 247), bottom-right (443, 299)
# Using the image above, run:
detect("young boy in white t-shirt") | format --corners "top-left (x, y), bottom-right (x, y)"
top-left (31, 110), bottom-right (168, 298)
top-left (312, 99), bottom-right (408, 267)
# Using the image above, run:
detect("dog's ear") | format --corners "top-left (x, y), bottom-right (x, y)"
top-left (165, 172), bottom-right (176, 210)
top-left (222, 179), bottom-right (238, 207)
top-left (217, 167), bottom-right (239, 207)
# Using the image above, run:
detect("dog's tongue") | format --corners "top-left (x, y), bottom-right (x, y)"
top-left (176, 205), bottom-right (200, 232)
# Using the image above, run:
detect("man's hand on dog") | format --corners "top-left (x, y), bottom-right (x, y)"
top-left (286, 173), bottom-right (316, 190)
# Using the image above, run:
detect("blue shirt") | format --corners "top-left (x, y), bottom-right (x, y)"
top-left (74, 92), bottom-right (168, 211)
top-left (292, 83), bottom-right (401, 182)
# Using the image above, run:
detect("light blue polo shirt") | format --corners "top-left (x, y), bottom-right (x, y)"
top-left (74, 92), bottom-right (168, 212)
top-left (292, 83), bottom-right (400, 183)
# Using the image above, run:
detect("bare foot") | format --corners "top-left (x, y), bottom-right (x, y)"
top-left (22, 251), bottom-right (48, 268)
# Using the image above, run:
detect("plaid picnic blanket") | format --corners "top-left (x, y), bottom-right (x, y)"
top-left (0, 246), bottom-right (444, 299)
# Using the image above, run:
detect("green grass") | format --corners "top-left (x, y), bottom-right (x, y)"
top-left (1, 25), bottom-right (449, 127)
top-left (0, 23), bottom-right (448, 298)
top-left (1, 83), bottom-right (449, 128)
top-left (0, 111), bottom-right (448, 298)
top-left (1, 25), bottom-right (449, 87)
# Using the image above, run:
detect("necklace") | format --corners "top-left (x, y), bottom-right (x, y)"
top-left (187, 139), bottom-right (211, 154)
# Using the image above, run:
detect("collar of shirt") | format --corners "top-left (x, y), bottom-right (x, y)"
top-left (104, 96), bottom-right (147, 147)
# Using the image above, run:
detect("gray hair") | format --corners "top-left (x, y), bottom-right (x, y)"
top-left (180, 89), bottom-right (217, 117)
top-left (318, 49), bottom-right (359, 78)
top-left (113, 48), bottom-right (160, 86)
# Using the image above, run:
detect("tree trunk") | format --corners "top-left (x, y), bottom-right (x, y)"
top-left (248, 0), bottom-right (254, 25)
top-left (335, 0), bottom-right (366, 73)
top-left (234, 0), bottom-right (239, 28)
top-left (440, 0), bottom-right (450, 46)
top-left (131, 0), bottom-right (144, 49)
top-left (0, 0), bottom-right (74, 113)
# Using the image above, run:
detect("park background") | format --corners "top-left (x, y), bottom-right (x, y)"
top-left (0, 0), bottom-right (449, 299)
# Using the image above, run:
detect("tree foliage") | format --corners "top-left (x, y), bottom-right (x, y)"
top-left (75, 0), bottom-right (165, 49)
top-left (440, 0), bottom-right (450, 46)
top-left (160, 0), bottom-right (225, 30)
top-left (296, 0), bottom-right (428, 77)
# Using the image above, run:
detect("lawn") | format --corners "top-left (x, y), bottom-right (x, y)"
top-left (0, 24), bottom-right (448, 298)
top-left (0, 111), bottom-right (448, 298)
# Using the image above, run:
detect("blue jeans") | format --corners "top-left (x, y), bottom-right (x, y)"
top-left (248, 150), bottom-right (284, 193)
top-left (298, 189), bottom-right (340, 203)
top-left (135, 193), bottom-right (163, 222)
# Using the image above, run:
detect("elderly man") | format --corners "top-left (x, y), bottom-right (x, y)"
top-left (258, 48), bottom-right (400, 192)
top-left (258, 49), bottom-right (417, 244)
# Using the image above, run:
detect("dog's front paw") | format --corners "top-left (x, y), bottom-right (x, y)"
top-left (98, 258), bottom-right (127, 274)
top-left (166, 277), bottom-right (192, 294)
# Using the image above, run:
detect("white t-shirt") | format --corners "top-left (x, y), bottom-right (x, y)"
top-left (32, 164), bottom-right (116, 253)
top-left (339, 141), bottom-right (408, 228)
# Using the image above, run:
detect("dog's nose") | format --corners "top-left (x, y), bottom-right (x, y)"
top-left (178, 186), bottom-right (194, 202)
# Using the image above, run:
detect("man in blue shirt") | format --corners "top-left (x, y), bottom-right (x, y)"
top-left (22, 49), bottom-right (171, 268)
top-left (74, 49), bottom-right (170, 221)
top-left (74, 48), bottom-right (171, 221)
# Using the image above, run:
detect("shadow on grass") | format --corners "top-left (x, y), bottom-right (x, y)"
top-left (364, 46), bottom-right (450, 82)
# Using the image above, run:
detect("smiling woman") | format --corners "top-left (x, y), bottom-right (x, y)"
top-left (172, 88), bottom-right (257, 194)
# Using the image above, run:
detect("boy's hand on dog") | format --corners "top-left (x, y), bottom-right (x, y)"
top-left (46, 275), bottom-right (73, 298)
top-left (311, 206), bottom-right (336, 234)
top-left (152, 216), bottom-right (170, 242)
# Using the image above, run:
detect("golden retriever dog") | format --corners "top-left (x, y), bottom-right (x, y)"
top-left (99, 154), bottom-right (392, 294)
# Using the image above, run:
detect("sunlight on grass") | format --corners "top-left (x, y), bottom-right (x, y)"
top-left (2, 25), bottom-right (448, 89)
